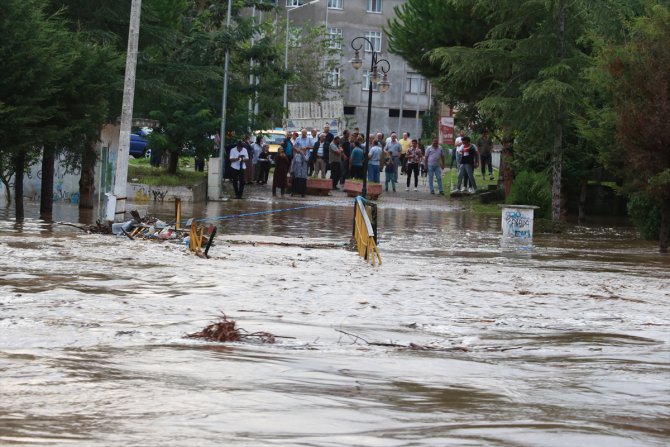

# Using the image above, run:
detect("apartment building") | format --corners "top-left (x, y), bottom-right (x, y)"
top-left (279, 0), bottom-right (432, 138)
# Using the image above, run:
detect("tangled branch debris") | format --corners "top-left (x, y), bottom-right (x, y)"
top-left (185, 313), bottom-right (286, 344)
top-left (335, 329), bottom-right (521, 352)
top-left (56, 220), bottom-right (113, 234)
top-left (130, 210), bottom-right (160, 226)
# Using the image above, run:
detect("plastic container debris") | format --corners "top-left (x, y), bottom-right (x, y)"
top-left (111, 220), bottom-right (134, 235)
top-left (158, 228), bottom-right (176, 240)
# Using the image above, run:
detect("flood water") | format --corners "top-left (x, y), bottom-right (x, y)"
top-left (1, 200), bottom-right (669, 446)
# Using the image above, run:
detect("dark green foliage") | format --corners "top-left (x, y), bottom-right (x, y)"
top-left (627, 192), bottom-right (661, 240)
top-left (386, 0), bottom-right (659, 222)
top-left (0, 0), bottom-right (73, 150)
top-left (506, 171), bottom-right (552, 219)
top-left (421, 107), bottom-right (438, 141)
top-left (604, 4), bottom-right (670, 200)
top-left (387, 0), bottom-right (486, 88)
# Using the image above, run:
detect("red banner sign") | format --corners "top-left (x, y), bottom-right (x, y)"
top-left (439, 115), bottom-right (455, 145)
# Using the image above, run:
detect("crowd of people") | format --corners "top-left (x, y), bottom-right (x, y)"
top-left (225, 123), bottom-right (501, 199)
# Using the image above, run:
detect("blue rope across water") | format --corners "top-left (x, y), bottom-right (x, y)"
top-left (192, 204), bottom-right (325, 223)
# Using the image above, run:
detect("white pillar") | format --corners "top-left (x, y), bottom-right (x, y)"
top-left (108, 0), bottom-right (142, 222)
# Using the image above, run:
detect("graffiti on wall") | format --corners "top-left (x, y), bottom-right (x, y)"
top-left (0, 155), bottom-right (81, 205)
top-left (131, 185), bottom-right (169, 202)
top-left (52, 164), bottom-right (81, 204)
top-left (503, 208), bottom-right (533, 239)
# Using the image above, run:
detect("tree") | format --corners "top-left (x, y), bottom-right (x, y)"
top-left (141, 1), bottom-right (287, 174)
top-left (286, 22), bottom-right (343, 103)
top-left (0, 0), bottom-right (76, 219)
top-left (388, 0), bottom-right (648, 222)
top-left (604, 4), bottom-right (670, 252)
top-left (424, 0), bottom-right (591, 221)
top-left (37, 38), bottom-right (121, 216)
top-left (387, 0), bottom-right (487, 100)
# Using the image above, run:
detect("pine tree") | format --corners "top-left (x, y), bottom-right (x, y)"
top-left (604, 4), bottom-right (670, 252)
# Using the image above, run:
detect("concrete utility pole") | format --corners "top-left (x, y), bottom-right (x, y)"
top-left (218, 0), bottom-right (233, 193)
top-left (108, 0), bottom-right (142, 222)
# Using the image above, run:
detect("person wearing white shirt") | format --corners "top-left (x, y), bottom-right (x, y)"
top-left (229, 141), bottom-right (249, 199)
top-left (384, 132), bottom-right (402, 182)
top-left (251, 136), bottom-right (263, 184)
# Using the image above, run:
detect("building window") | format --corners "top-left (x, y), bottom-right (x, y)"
top-left (328, 27), bottom-right (342, 49)
top-left (367, 0), bottom-right (382, 13)
top-left (344, 106), bottom-right (356, 115)
top-left (328, 0), bottom-right (343, 9)
top-left (326, 68), bottom-right (341, 88)
top-left (364, 31), bottom-right (381, 53)
top-left (286, 0), bottom-right (303, 7)
top-left (402, 110), bottom-right (425, 118)
top-left (388, 109), bottom-right (400, 117)
top-left (362, 71), bottom-right (379, 91)
top-left (405, 73), bottom-right (427, 94)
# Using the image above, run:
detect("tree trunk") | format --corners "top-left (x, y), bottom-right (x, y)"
top-left (551, 0), bottom-right (566, 223)
top-left (79, 141), bottom-right (97, 209)
top-left (14, 151), bottom-right (25, 220)
top-left (578, 181), bottom-right (587, 224)
top-left (551, 120), bottom-right (563, 222)
top-left (167, 150), bottom-right (179, 175)
top-left (40, 146), bottom-right (55, 219)
top-left (660, 197), bottom-right (670, 254)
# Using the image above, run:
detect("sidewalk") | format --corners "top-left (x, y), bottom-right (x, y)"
top-left (239, 170), bottom-right (478, 211)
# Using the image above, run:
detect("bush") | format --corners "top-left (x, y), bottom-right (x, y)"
top-left (627, 192), bottom-right (661, 240)
top-left (506, 170), bottom-right (552, 218)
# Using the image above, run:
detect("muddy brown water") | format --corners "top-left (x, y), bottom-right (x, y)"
top-left (1, 201), bottom-right (669, 446)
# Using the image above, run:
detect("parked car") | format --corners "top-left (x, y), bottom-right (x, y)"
top-left (129, 133), bottom-right (149, 158)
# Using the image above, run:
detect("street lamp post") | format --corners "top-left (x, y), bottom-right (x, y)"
top-left (349, 37), bottom-right (391, 198)
top-left (284, 0), bottom-right (320, 115)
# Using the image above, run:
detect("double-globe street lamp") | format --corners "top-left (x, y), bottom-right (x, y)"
top-left (349, 37), bottom-right (391, 198)
top-left (284, 0), bottom-right (320, 112)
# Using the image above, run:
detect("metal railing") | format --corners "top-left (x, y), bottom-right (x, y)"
top-left (353, 196), bottom-right (382, 266)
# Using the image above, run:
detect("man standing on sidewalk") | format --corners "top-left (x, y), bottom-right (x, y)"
top-left (312, 133), bottom-right (329, 179)
top-left (405, 139), bottom-right (423, 191)
top-left (329, 135), bottom-right (343, 190)
top-left (295, 129), bottom-right (312, 152)
top-left (385, 132), bottom-right (402, 183)
top-left (229, 141), bottom-right (249, 199)
top-left (424, 138), bottom-right (446, 195)
top-left (339, 129), bottom-right (351, 185)
top-left (308, 128), bottom-right (319, 176)
top-left (323, 123), bottom-right (334, 146)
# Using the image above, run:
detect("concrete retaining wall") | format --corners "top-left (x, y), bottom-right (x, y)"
top-left (127, 181), bottom-right (207, 203)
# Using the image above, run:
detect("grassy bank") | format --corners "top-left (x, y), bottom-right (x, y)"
top-left (128, 157), bottom-right (206, 186)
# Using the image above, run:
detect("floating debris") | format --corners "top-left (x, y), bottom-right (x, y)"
top-left (185, 313), bottom-right (282, 344)
top-left (56, 220), bottom-right (113, 235)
